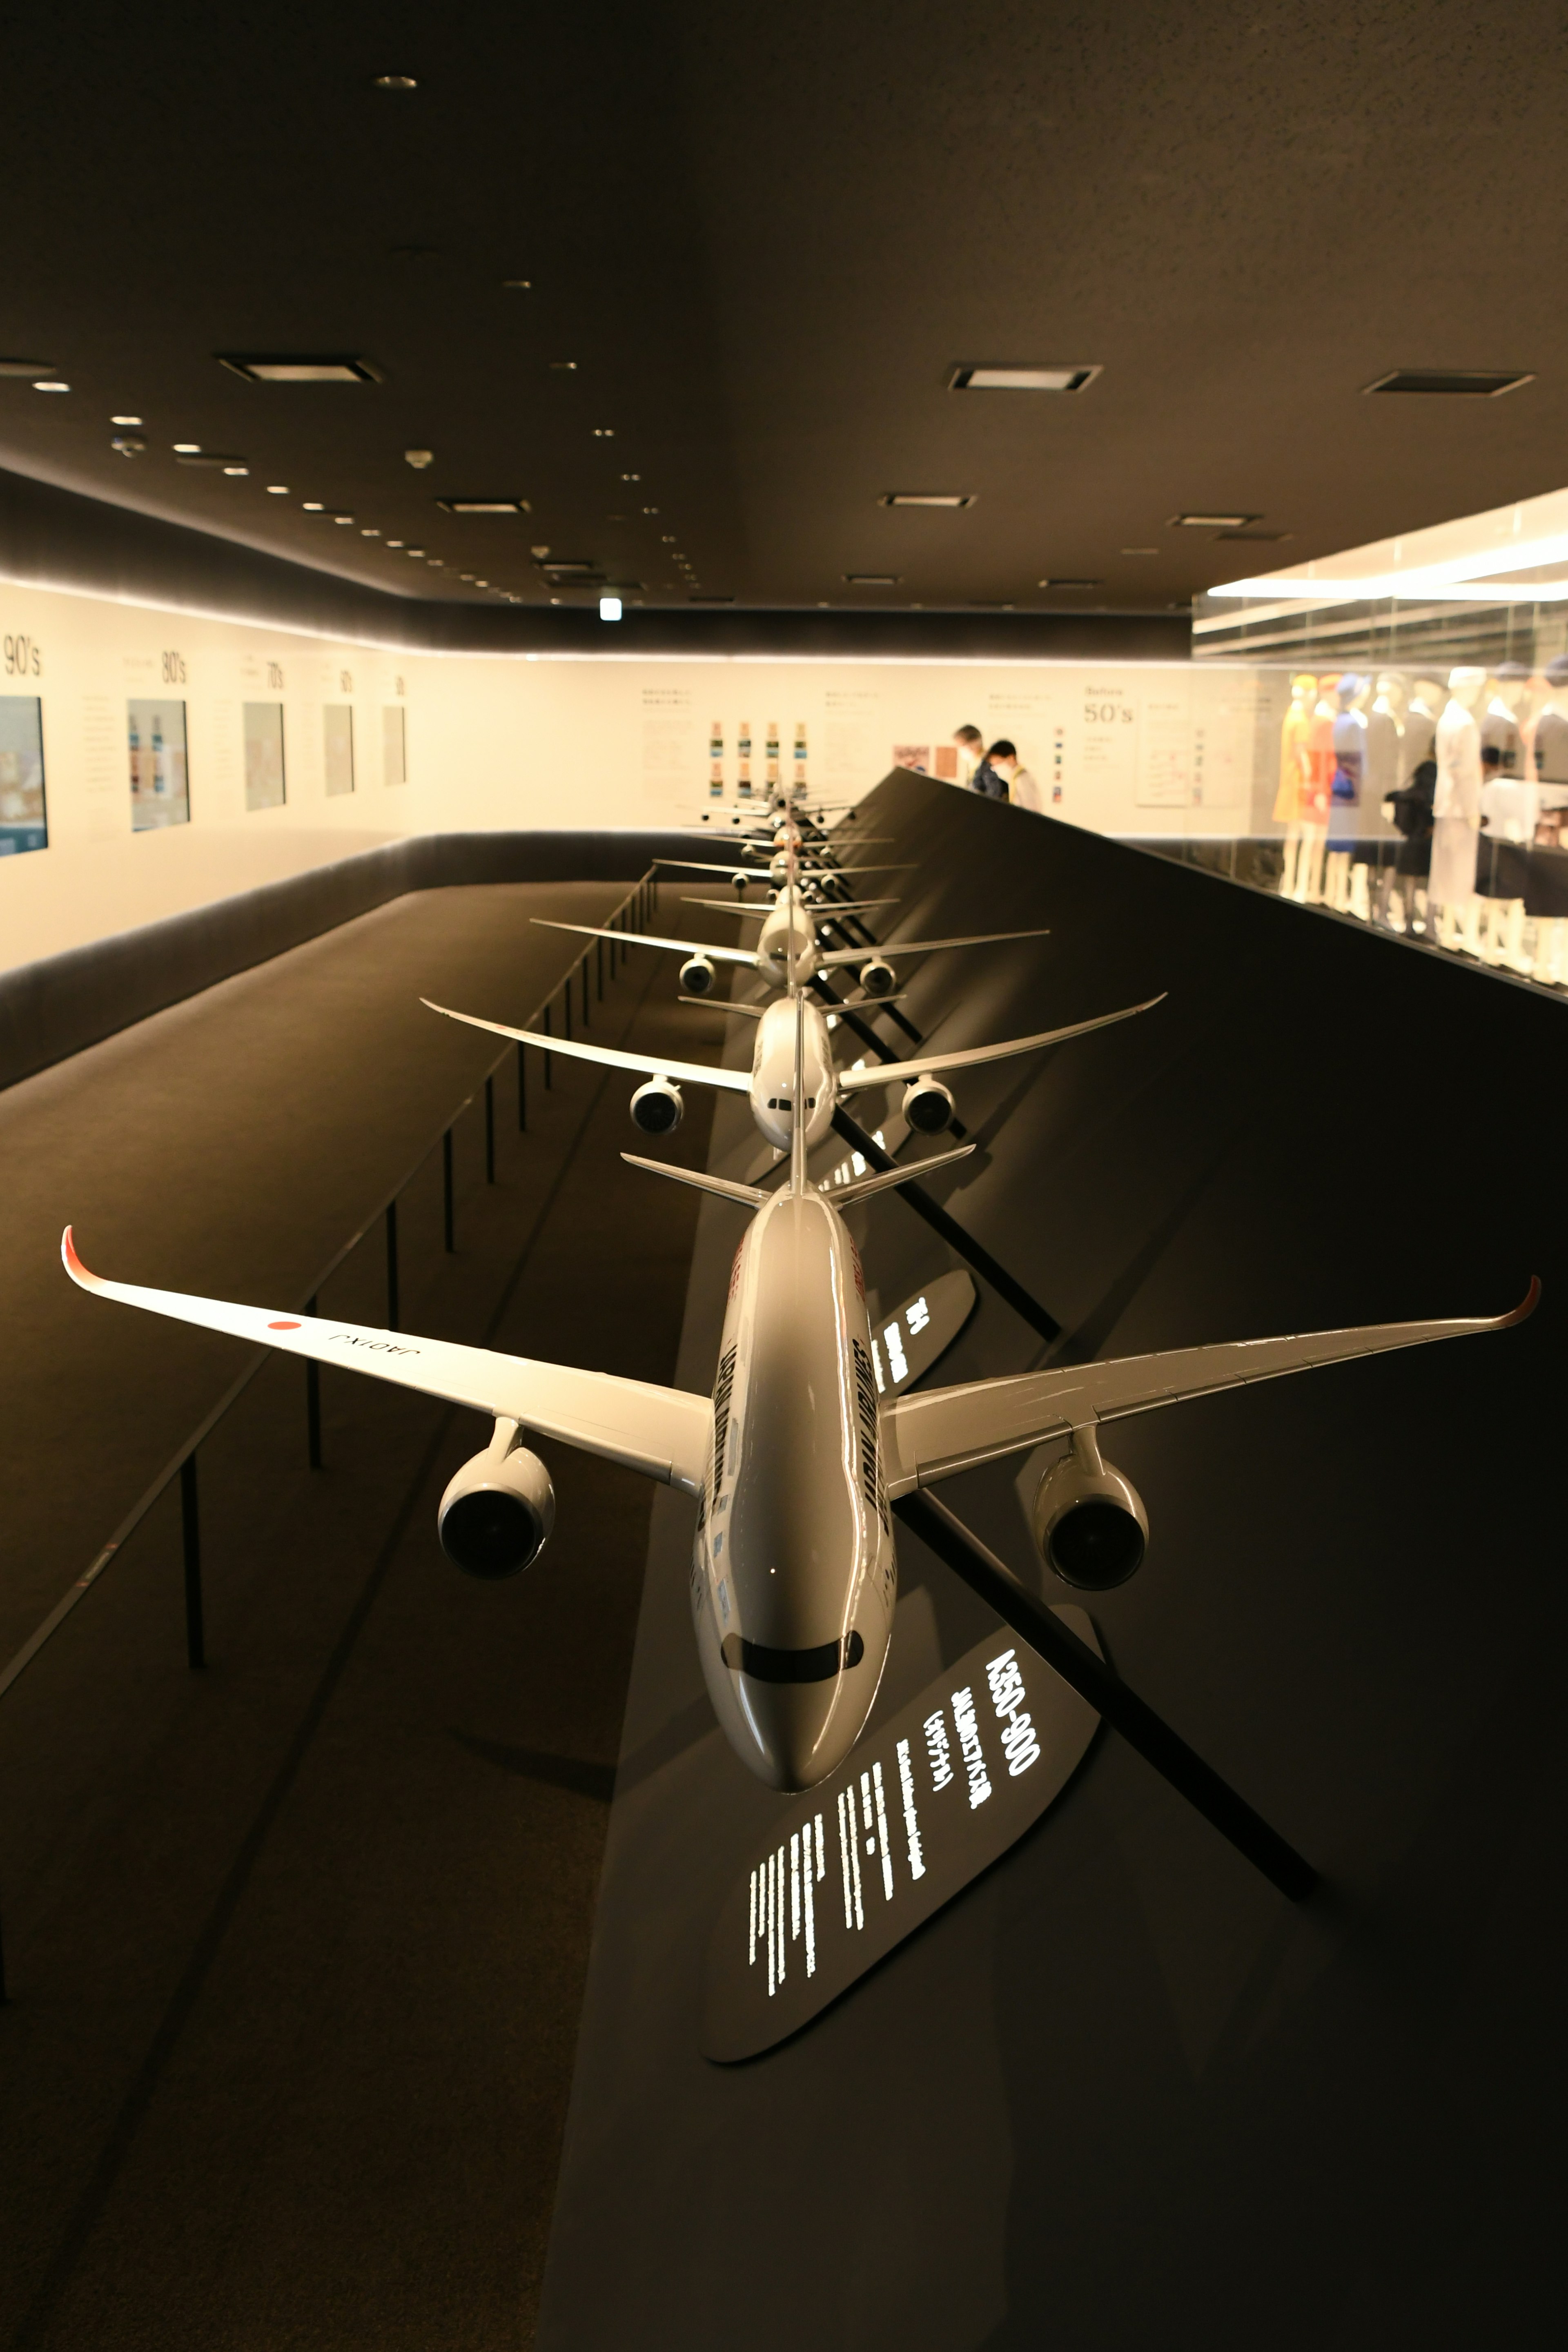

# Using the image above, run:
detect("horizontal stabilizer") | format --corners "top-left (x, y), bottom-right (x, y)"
top-left (620, 1154), bottom-right (771, 1206)
top-left (827, 1143), bottom-right (975, 1204)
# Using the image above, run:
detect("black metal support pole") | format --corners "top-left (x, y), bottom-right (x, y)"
top-left (517, 1040), bottom-right (528, 1128)
top-left (385, 1200), bottom-right (400, 1330)
top-left (831, 1105), bottom-right (1060, 1342)
top-left (180, 1454), bottom-right (205, 1670)
top-left (597, 936), bottom-right (604, 1002)
top-left (580, 955), bottom-right (591, 1028)
top-left (563, 976), bottom-right (572, 1042)
top-left (485, 1075), bottom-right (496, 1181)
top-left (542, 1004), bottom-right (553, 1088)
top-left (305, 1292), bottom-right (321, 1470)
top-left (0, 1891), bottom-right (7, 2003)
top-left (818, 920), bottom-right (921, 1044)
top-left (894, 1490), bottom-right (1317, 1902)
top-left (809, 976), bottom-right (905, 1065)
top-left (442, 1127), bottom-right (455, 1253)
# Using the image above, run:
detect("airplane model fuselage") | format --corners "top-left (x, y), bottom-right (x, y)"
top-left (695, 1182), bottom-right (895, 1787)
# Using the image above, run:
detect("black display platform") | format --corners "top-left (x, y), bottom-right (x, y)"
top-left (537, 773), bottom-right (1566, 2351)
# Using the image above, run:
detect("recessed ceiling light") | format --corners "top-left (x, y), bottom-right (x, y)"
top-left (620, 471), bottom-right (641, 482)
top-left (406, 547), bottom-right (425, 557)
top-left (404, 448), bottom-right (434, 470)
top-left (641, 505), bottom-right (659, 515)
top-left (386, 538), bottom-right (404, 548)
top-left (436, 497), bottom-right (530, 514)
top-left (949, 363), bottom-right (1100, 393)
top-left (173, 442), bottom-right (201, 453)
top-left (32, 380), bottom-right (70, 392)
top-left (844, 573), bottom-right (900, 585)
top-left (218, 355), bottom-right (383, 384)
top-left (592, 426), bottom-right (615, 438)
top-left (880, 492), bottom-right (975, 508)
top-left (661, 534), bottom-right (677, 543)
top-left (550, 361), bottom-right (577, 372)
top-left (361, 527), bottom-right (381, 537)
top-left (1363, 368), bottom-right (1533, 398)
top-left (427, 557), bottom-right (443, 565)
top-left (333, 513), bottom-right (355, 524)
top-left (303, 500), bottom-right (324, 511)
top-left (222, 465), bottom-right (249, 477)
top-left (459, 572), bottom-right (474, 581)
top-left (111, 435), bottom-right (145, 456)
top-left (1169, 512), bottom-right (1259, 529)
top-left (372, 74), bottom-right (418, 89)
top-left (266, 483), bottom-right (290, 494)
top-left (474, 579), bottom-right (489, 587)
top-left (1038, 577), bottom-right (1103, 589)
top-left (501, 278), bottom-right (532, 290)
top-left (110, 413), bottom-right (143, 427)
top-left (0, 359), bottom-right (54, 376)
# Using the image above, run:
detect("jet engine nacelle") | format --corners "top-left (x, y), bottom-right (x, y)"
top-left (439, 1439), bottom-right (555, 1579)
top-left (630, 1076), bottom-right (684, 1134)
top-left (902, 1072), bottom-right (956, 1134)
top-left (679, 954), bottom-right (717, 997)
top-left (731, 869), bottom-right (755, 898)
top-left (858, 958), bottom-right (895, 998)
top-left (1031, 1428), bottom-right (1147, 1590)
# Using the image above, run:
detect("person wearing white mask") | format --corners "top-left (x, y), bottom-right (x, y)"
top-left (988, 739), bottom-right (1043, 812)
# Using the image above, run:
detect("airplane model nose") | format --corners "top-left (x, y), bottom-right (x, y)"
top-left (731, 1655), bottom-right (869, 1791)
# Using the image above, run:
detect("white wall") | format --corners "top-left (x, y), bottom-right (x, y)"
top-left (0, 572), bottom-right (1287, 974)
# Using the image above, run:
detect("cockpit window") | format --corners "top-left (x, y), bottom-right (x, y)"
top-left (721, 1630), bottom-right (866, 1683)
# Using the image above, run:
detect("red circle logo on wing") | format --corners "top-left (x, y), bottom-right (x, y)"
top-left (269, 1319), bottom-right (302, 1330)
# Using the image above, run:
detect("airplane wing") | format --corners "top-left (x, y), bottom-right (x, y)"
top-left (61, 1229), bottom-right (715, 1493)
top-left (680, 896), bottom-right (902, 917)
top-left (816, 925), bottom-right (1050, 968)
top-left (529, 917), bottom-right (759, 967)
top-left (421, 1000), bottom-right (753, 1094)
top-left (837, 996), bottom-right (1163, 1093)
top-left (880, 1281), bottom-right (1540, 1494)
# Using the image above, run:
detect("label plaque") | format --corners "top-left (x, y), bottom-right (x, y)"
top-left (702, 1608), bottom-right (1102, 2060)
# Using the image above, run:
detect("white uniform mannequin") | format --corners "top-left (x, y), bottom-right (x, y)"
top-left (1365, 675), bottom-right (1405, 925)
top-left (1325, 674), bottom-right (1368, 913)
top-left (1430, 668), bottom-right (1486, 950)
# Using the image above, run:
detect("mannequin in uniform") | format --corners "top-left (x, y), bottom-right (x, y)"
top-left (1430, 667), bottom-right (1487, 951)
top-left (1381, 678), bottom-right (1440, 933)
top-left (1273, 674), bottom-right (1315, 897)
top-left (1292, 674), bottom-right (1337, 903)
top-left (1527, 656), bottom-right (1568, 984)
top-left (1325, 673), bottom-right (1368, 913)
top-left (1478, 742), bottom-right (1539, 971)
top-left (1365, 673), bottom-right (1405, 924)
top-left (1481, 663), bottom-right (1528, 773)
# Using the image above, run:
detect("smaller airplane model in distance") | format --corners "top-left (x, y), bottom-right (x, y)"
top-left (421, 982), bottom-right (1164, 1147)
top-left (59, 989), bottom-right (1538, 1793)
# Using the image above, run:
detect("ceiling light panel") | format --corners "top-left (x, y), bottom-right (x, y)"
top-left (880, 492), bottom-right (974, 507)
top-left (1170, 512), bottom-right (1258, 528)
top-left (1363, 368), bottom-right (1533, 398)
top-left (949, 364), bottom-right (1100, 393)
top-left (217, 355), bottom-right (384, 384)
top-left (436, 497), bottom-right (531, 514)
top-left (0, 359), bottom-right (54, 376)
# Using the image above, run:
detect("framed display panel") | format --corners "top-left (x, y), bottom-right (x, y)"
top-left (243, 701), bottom-right (286, 811)
top-left (127, 699), bottom-right (189, 831)
top-left (323, 703), bottom-right (354, 796)
top-left (383, 702), bottom-right (407, 786)
top-left (0, 695), bottom-right (47, 855)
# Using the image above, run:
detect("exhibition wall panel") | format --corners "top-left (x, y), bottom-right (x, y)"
top-left (0, 571), bottom-right (1283, 976)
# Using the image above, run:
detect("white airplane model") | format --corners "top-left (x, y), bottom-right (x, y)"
top-left (420, 984), bottom-right (1163, 1149)
top-left (60, 1000), bottom-right (1538, 1793)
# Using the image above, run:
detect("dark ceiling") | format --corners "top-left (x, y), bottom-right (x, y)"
top-left (2, 0), bottom-right (1565, 621)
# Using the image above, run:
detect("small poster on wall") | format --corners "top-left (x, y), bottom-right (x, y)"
top-left (127, 699), bottom-right (189, 830)
top-left (0, 695), bottom-right (47, 854)
top-left (243, 702), bottom-right (286, 811)
top-left (893, 743), bottom-right (931, 773)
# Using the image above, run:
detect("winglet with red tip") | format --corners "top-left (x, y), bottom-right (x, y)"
top-left (60, 1225), bottom-right (94, 1288)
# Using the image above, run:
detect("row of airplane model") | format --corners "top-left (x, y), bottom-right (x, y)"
top-left (64, 790), bottom-right (1535, 1792)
